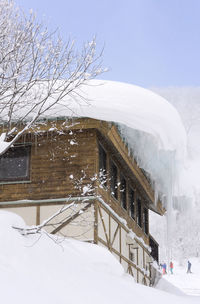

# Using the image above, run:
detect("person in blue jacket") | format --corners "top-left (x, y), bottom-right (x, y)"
top-left (163, 262), bottom-right (167, 274)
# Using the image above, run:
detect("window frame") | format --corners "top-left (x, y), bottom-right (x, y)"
top-left (110, 159), bottom-right (118, 200)
top-left (128, 187), bottom-right (135, 220)
top-left (98, 142), bottom-right (107, 187)
top-left (143, 207), bottom-right (149, 235)
top-left (120, 174), bottom-right (127, 210)
top-left (0, 144), bottom-right (31, 183)
top-left (136, 198), bottom-right (142, 228)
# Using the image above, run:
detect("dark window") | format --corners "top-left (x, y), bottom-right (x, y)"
top-left (130, 251), bottom-right (135, 262)
top-left (143, 207), bottom-right (149, 235)
top-left (137, 198), bottom-right (142, 228)
top-left (149, 236), bottom-right (159, 263)
top-left (0, 145), bottom-right (30, 182)
top-left (129, 188), bottom-right (135, 219)
top-left (99, 143), bottom-right (107, 186)
top-left (110, 160), bottom-right (118, 199)
top-left (120, 175), bottom-right (127, 210)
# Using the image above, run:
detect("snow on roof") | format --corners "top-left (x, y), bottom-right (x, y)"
top-left (57, 79), bottom-right (187, 201)
top-left (46, 79), bottom-right (187, 154)
top-left (0, 79), bottom-right (191, 204)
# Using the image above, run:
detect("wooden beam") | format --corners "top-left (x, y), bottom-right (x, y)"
top-left (51, 203), bottom-right (92, 234)
top-left (94, 201), bottom-right (98, 244)
top-left (98, 205), bottom-right (110, 249)
top-left (36, 206), bottom-right (40, 225)
top-left (111, 224), bottom-right (120, 247)
top-left (97, 237), bottom-right (150, 280)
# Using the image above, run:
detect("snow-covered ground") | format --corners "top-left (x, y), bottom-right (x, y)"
top-left (162, 259), bottom-right (200, 296)
top-left (0, 210), bottom-right (199, 304)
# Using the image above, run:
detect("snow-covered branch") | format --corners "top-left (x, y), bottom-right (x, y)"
top-left (12, 202), bottom-right (75, 235)
top-left (0, 0), bottom-right (104, 156)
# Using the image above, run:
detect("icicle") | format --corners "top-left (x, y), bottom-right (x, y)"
top-left (165, 150), bottom-right (175, 273)
top-left (154, 185), bottom-right (158, 207)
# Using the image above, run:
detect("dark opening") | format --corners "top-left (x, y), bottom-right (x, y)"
top-left (120, 175), bottom-right (127, 210)
top-left (129, 188), bottom-right (135, 219)
top-left (149, 236), bottom-right (159, 263)
top-left (0, 145), bottom-right (31, 182)
top-left (143, 207), bottom-right (149, 235)
top-left (129, 251), bottom-right (134, 262)
top-left (137, 198), bottom-right (142, 227)
top-left (99, 143), bottom-right (107, 186)
top-left (110, 160), bottom-right (118, 199)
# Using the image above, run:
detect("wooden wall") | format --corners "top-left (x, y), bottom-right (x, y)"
top-left (0, 128), bottom-right (97, 202)
top-left (0, 120), bottom-right (160, 286)
top-left (0, 119), bottom-right (158, 255)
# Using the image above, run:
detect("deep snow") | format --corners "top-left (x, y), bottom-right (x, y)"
top-left (0, 211), bottom-right (199, 304)
top-left (163, 259), bottom-right (200, 296)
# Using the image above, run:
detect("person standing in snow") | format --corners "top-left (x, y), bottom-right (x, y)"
top-left (187, 260), bottom-right (192, 273)
top-left (169, 261), bottom-right (173, 274)
top-left (162, 262), bottom-right (167, 275)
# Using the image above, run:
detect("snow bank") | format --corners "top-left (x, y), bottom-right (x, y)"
top-left (155, 277), bottom-right (186, 296)
top-left (0, 211), bottom-right (199, 304)
top-left (164, 259), bottom-right (200, 296)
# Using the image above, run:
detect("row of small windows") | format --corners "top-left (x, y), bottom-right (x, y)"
top-left (99, 143), bottom-right (149, 235)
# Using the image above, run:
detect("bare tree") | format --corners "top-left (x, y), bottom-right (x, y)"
top-left (0, 0), bottom-right (104, 156)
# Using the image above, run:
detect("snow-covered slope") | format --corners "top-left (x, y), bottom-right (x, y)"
top-left (0, 211), bottom-right (199, 304)
top-left (160, 259), bottom-right (200, 296)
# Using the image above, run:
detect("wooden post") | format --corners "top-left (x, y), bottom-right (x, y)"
top-left (119, 226), bottom-right (122, 263)
top-left (94, 200), bottom-right (98, 244)
top-left (36, 205), bottom-right (40, 225)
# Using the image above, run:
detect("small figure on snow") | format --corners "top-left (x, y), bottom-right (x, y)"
top-left (187, 260), bottom-right (192, 273)
top-left (162, 262), bottom-right (167, 275)
top-left (170, 261), bottom-right (174, 274)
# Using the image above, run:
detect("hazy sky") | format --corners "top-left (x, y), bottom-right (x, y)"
top-left (15, 0), bottom-right (200, 87)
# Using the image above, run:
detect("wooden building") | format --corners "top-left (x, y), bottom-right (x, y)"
top-left (0, 118), bottom-right (164, 286)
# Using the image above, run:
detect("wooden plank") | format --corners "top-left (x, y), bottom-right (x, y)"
top-left (111, 224), bottom-right (119, 247)
top-left (94, 201), bottom-right (98, 244)
top-left (119, 226), bottom-right (122, 263)
top-left (97, 237), bottom-right (150, 280)
top-left (96, 201), bottom-right (150, 254)
top-left (98, 205), bottom-right (110, 249)
top-left (36, 206), bottom-right (40, 225)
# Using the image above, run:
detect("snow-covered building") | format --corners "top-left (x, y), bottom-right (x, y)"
top-left (0, 80), bottom-right (186, 286)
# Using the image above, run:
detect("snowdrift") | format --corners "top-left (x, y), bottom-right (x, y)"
top-left (0, 211), bottom-right (199, 304)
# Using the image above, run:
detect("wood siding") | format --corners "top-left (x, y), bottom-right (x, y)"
top-left (0, 128), bottom-right (97, 201)
top-left (0, 118), bottom-right (161, 285)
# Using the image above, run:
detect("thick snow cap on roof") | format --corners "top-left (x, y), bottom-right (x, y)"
top-left (1, 79), bottom-right (189, 201)
top-left (48, 79), bottom-right (188, 200)
top-left (43, 80), bottom-right (187, 156)
top-left (66, 79), bottom-right (186, 154)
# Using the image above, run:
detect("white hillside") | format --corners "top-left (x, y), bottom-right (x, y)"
top-left (0, 211), bottom-right (199, 304)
